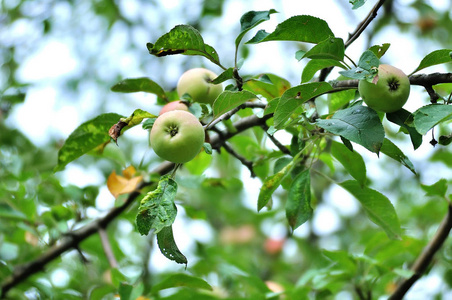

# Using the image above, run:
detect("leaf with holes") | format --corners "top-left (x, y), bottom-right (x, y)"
top-left (157, 225), bottom-right (187, 266)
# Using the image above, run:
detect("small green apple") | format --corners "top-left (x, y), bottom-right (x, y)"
top-left (150, 110), bottom-right (205, 163)
top-left (358, 64), bottom-right (410, 113)
top-left (159, 100), bottom-right (189, 116)
top-left (177, 68), bottom-right (223, 104)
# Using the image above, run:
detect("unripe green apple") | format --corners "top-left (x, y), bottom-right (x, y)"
top-left (159, 100), bottom-right (189, 116)
top-left (176, 68), bottom-right (223, 104)
top-left (150, 110), bottom-right (205, 163)
top-left (358, 64), bottom-right (410, 113)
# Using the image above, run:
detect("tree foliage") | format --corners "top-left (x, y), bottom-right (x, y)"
top-left (1, 1), bottom-right (452, 299)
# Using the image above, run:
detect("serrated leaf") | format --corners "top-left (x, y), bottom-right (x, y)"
top-left (386, 109), bottom-right (422, 150)
top-left (316, 104), bottom-right (384, 153)
top-left (147, 24), bottom-right (221, 66)
top-left (212, 90), bottom-right (257, 119)
top-left (55, 113), bottom-right (124, 172)
top-left (110, 77), bottom-right (167, 99)
top-left (300, 37), bottom-right (345, 61)
top-left (156, 225), bottom-right (187, 265)
top-left (380, 138), bottom-right (416, 174)
top-left (331, 140), bottom-right (367, 186)
top-left (328, 88), bottom-right (356, 113)
top-left (151, 273), bottom-right (212, 293)
top-left (274, 82), bottom-right (333, 129)
top-left (246, 15), bottom-right (334, 44)
top-left (302, 59), bottom-right (347, 83)
top-left (286, 169), bottom-right (313, 231)
top-left (411, 49), bottom-right (452, 74)
top-left (340, 180), bottom-right (402, 240)
top-left (243, 73), bottom-right (291, 100)
top-left (136, 175), bottom-right (178, 235)
top-left (235, 9), bottom-right (277, 47)
top-left (421, 179), bottom-right (448, 198)
top-left (413, 104), bottom-right (452, 135)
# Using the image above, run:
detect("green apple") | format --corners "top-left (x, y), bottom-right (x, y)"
top-left (150, 110), bottom-right (205, 163)
top-left (176, 68), bottom-right (223, 104)
top-left (159, 100), bottom-right (189, 116)
top-left (358, 64), bottom-right (410, 113)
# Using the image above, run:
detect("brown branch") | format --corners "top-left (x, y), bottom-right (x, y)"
top-left (260, 123), bottom-right (291, 155)
top-left (0, 114), bottom-right (270, 298)
top-left (330, 72), bottom-right (452, 90)
top-left (344, 0), bottom-right (387, 48)
top-left (389, 203), bottom-right (452, 300)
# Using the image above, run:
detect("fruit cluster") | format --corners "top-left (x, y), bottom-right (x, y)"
top-left (150, 68), bottom-right (222, 164)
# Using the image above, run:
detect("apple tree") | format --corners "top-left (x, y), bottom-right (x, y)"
top-left (1, 1), bottom-right (452, 299)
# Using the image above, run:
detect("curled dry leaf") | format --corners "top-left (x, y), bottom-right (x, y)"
top-left (107, 165), bottom-right (143, 198)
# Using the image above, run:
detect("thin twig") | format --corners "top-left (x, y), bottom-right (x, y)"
top-left (221, 142), bottom-right (256, 177)
top-left (99, 227), bottom-right (118, 268)
top-left (260, 123), bottom-right (291, 155)
top-left (389, 203), bottom-right (452, 300)
top-left (205, 102), bottom-right (266, 130)
top-left (319, 0), bottom-right (386, 81)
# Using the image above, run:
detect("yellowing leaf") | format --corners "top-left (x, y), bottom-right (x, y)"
top-left (107, 166), bottom-right (143, 198)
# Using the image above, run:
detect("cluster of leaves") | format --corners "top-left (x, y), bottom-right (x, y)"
top-left (2, 2), bottom-right (452, 299)
top-left (52, 8), bottom-right (452, 267)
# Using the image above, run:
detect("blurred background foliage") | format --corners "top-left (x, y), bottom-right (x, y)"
top-left (1, 0), bottom-right (452, 299)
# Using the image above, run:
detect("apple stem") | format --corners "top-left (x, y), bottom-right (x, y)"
top-left (169, 163), bottom-right (182, 179)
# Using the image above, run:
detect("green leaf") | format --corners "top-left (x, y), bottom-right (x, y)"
top-left (421, 179), bottom-right (448, 198)
top-left (300, 37), bottom-right (345, 61)
top-left (211, 67), bottom-right (234, 84)
top-left (118, 282), bottom-right (144, 300)
top-left (55, 113), bottom-right (124, 172)
top-left (258, 158), bottom-right (296, 211)
top-left (121, 109), bottom-right (156, 127)
top-left (316, 104), bottom-right (385, 153)
top-left (301, 59), bottom-right (347, 83)
top-left (243, 73), bottom-right (291, 100)
top-left (274, 82), bottom-right (333, 129)
top-left (135, 175), bottom-right (178, 236)
top-left (340, 180), bottom-right (402, 239)
top-left (411, 49), bottom-right (452, 74)
top-left (110, 77), bottom-right (167, 100)
top-left (151, 273), bottom-right (213, 293)
top-left (368, 43), bottom-right (391, 59)
top-left (386, 109), bottom-right (422, 150)
top-left (413, 104), bottom-right (452, 135)
top-left (235, 9), bottom-right (277, 47)
top-left (330, 140), bottom-right (367, 186)
top-left (0, 203), bottom-right (28, 220)
top-left (350, 0), bottom-right (367, 9)
top-left (246, 15), bottom-right (334, 44)
top-left (212, 90), bottom-right (257, 119)
top-left (156, 225), bottom-right (188, 265)
top-left (285, 169), bottom-right (313, 231)
top-left (146, 24), bottom-right (222, 66)
top-left (1, 92), bottom-right (26, 104)
top-left (339, 50), bottom-right (379, 81)
top-left (328, 88), bottom-right (356, 113)
top-left (380, 138), bottom-right (416, 174)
